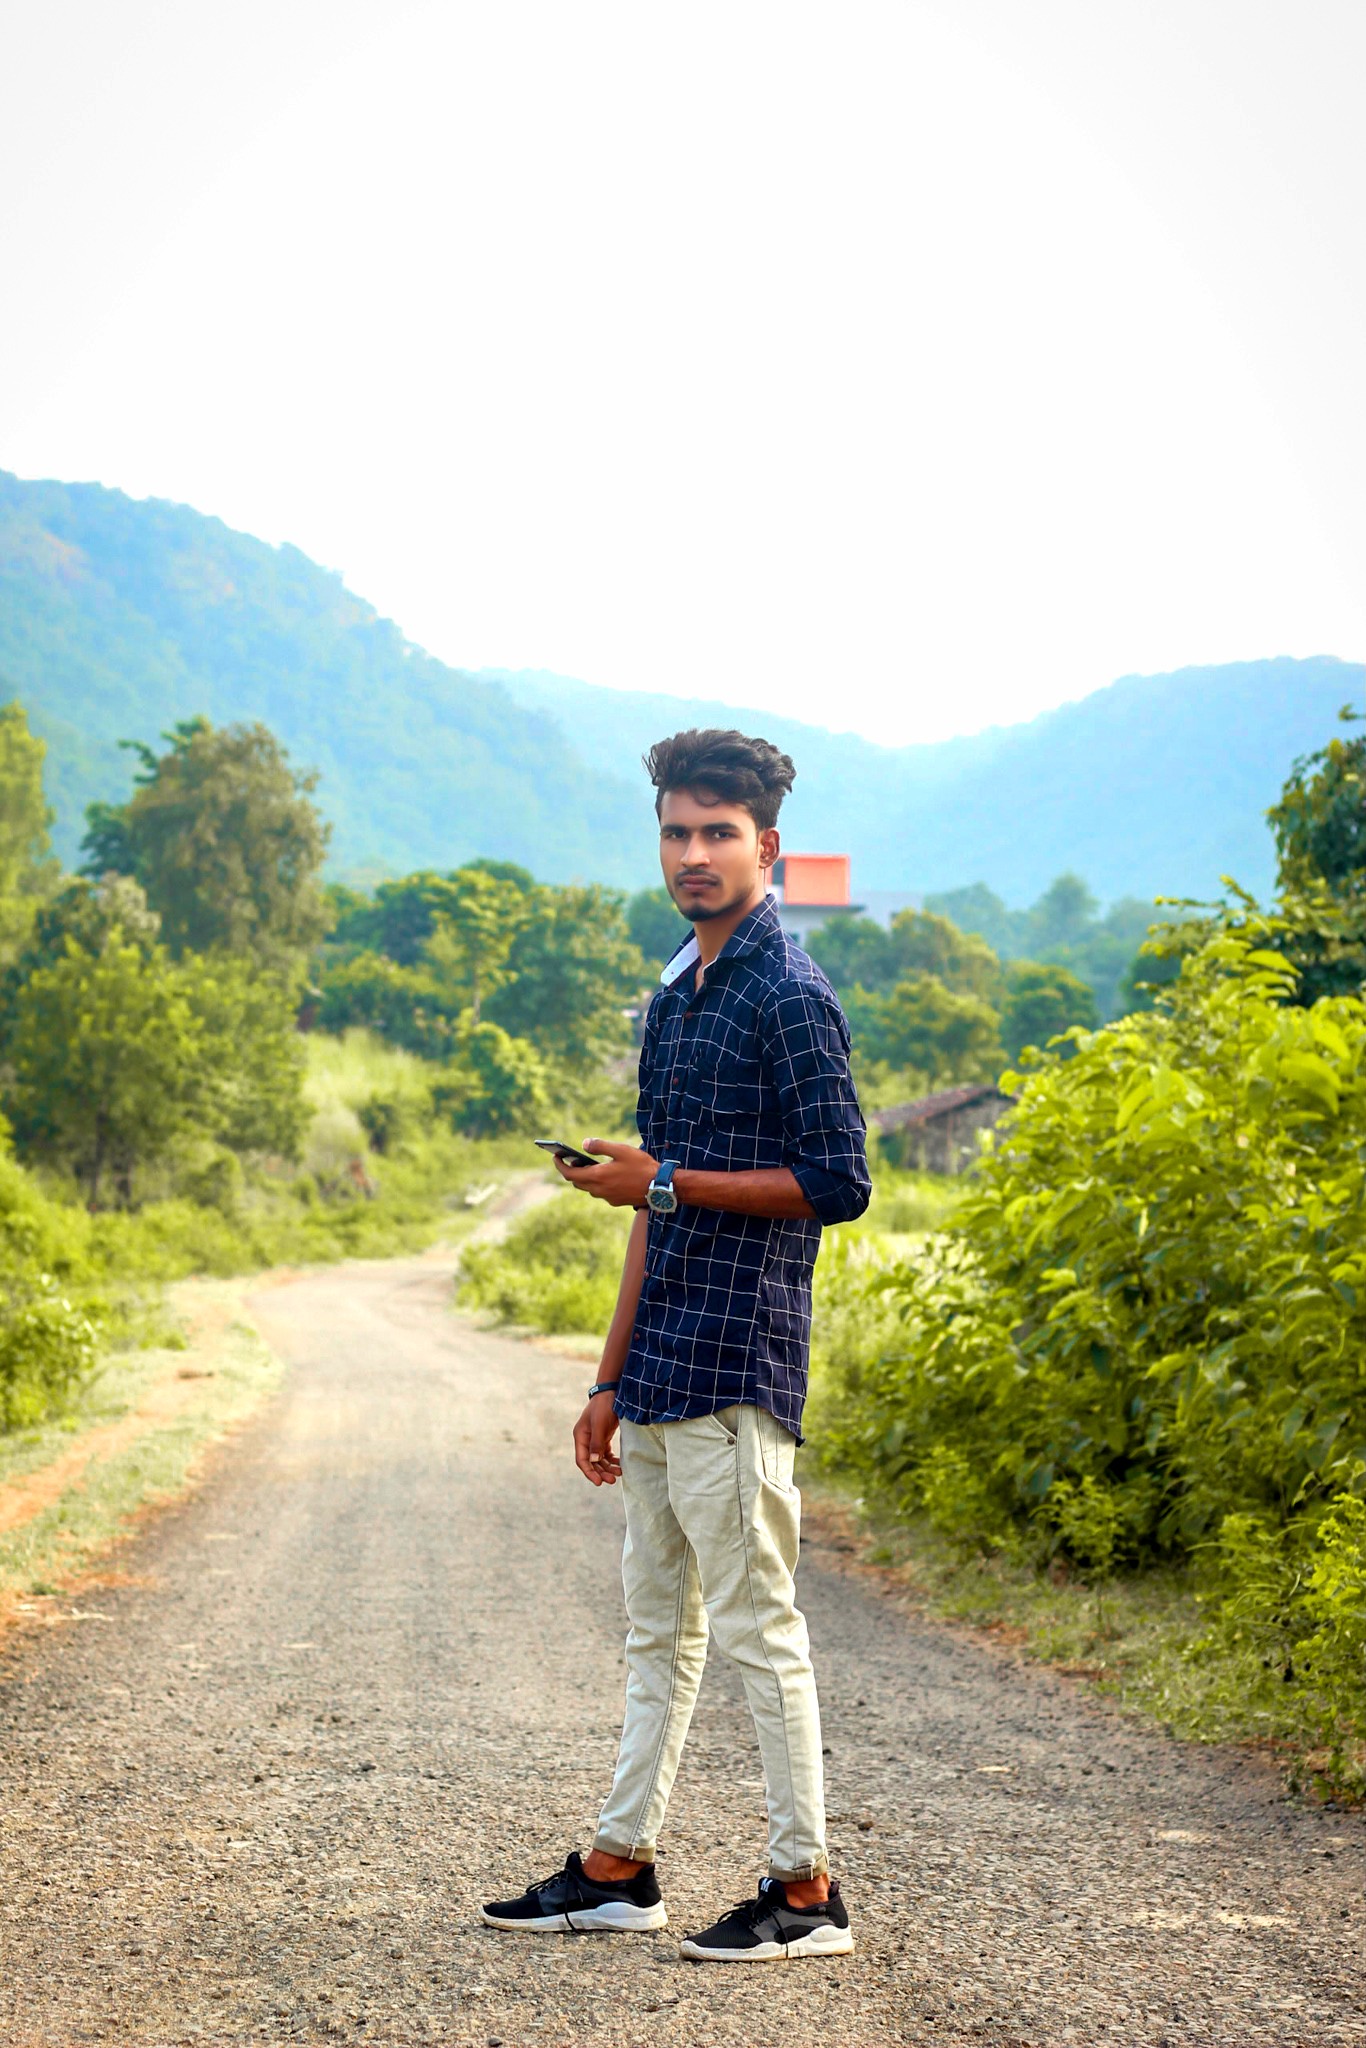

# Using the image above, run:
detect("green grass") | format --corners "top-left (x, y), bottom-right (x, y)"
top-left (805, 1474), bottom-right (1366, 1801)
top-left (0, 1282), bottom-right (282, 1607)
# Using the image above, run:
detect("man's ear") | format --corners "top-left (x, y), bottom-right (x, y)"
top-left (759, 827), bottom-right (780, 873)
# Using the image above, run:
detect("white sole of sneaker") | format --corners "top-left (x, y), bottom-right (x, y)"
top-left (679, 1924), bottom-right (855, 1962)
top-left (481, 1902), bottom-right (668, 1933)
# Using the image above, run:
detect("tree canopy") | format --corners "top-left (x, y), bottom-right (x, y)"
top-left (82, 718), bottom-right (330, 975)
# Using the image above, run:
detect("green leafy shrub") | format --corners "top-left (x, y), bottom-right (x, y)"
top-left (459, 1194), bottom-right (630, 1334)
top-left (810, 908), bottom-right (1366, 1793)
top-left (1198, 1492), bottom-right (1366, 1797)
top-left (0, 1268), bottom-right (99, 1430)
top-left (816, 918), bottom-right (1366, 1556)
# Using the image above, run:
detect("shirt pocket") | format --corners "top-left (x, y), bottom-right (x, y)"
top-left (680, 1056), bottom-right (780, 1166)
top-left (682, 1054), bottom-right (768, 1116)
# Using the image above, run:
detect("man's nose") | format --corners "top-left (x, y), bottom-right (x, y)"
top-left (682, 836), bottom-right (711, 866)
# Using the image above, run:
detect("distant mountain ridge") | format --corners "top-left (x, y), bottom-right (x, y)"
top-left (488, 656), bottom-right (1363, 903)
top-left (2, 469), bottom-right (1359, 902)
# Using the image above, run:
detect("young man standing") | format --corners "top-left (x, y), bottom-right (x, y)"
top-left (481, 729), bottom-right (870, 1962)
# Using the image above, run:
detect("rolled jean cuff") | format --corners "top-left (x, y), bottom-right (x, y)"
top-left (593, 1831), bottom-right (656, 1865)
top-left (769, 1855), bottom-right (829, 1883)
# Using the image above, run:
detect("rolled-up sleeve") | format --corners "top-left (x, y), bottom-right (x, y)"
top-left (762, 981), bottom-right (871, 1224)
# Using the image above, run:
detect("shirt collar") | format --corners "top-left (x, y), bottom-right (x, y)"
top-left (657, 892), bottom-right (782, 988)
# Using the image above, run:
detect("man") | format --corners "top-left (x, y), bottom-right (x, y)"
top-left (481, 728), bottom-right (870, 1962)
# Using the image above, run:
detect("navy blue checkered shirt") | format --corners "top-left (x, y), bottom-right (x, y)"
top-left (616, 893), bottom-right (870, 1443)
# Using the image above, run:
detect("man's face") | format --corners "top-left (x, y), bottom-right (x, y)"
top-left (658, 786), bottom-right (779, 922)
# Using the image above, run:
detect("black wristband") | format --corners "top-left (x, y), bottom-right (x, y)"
top-left (588, 1380), bottom-right (620, 1399)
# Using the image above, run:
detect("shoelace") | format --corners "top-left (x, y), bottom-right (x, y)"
top-left (716, 1890), bottom-right (786, 1932)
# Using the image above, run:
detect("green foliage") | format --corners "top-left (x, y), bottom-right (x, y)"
top-left (81, 718), bottom-right (330, 975)
top-left (0, 1267), bottom-right (99, 1431)
top-left (433, 1017), bottom-right (551, 1138)
top-left (845, 974), bottom-right (1003, 1100)
top-left (0, 1131), bottom-right (101, 1429)
top-left (459, 1193), bottom-right (630, 1334)
top-left (317, 871), bottom-right (646, 1085)
top-left (1269, 706), bottom-right (1366, 892)
top-left (316, 948), bottom-right (459, 1056)
top-left (924, 878), bottom-right (1170, 1021)
top-left (810, 921), bottom-right (1366, 1654)
top-left (1000, 960), bottom-right (1100, 1060)
top-left (1200, 1494), bottom-right (1366, 1797)
top-left (486, 882), bottom-right (645, 1070)
top-left (5, 935), bottom-right (305, 1205)
top-left (804, 911), bottom-right (896, 994)
top-left (423, 869), bottom-right (528, 1022)
top-left (0, 698), bottom-right (57, 963)
top-left (809, 907), bottom-right (1000, 1001)
top-left (1265, 707), bottom-right (1366, 1004)
top-left (814, 918), bottom-right (1366, 1567)
top-left (628, 885), bottom-right (690, 968)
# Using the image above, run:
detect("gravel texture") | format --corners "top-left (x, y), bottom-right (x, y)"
top-left (1, 1248), bottom-right (1363, 2047)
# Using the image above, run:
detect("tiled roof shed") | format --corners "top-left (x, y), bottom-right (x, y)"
top-left (872, 1083), bottom-right (1016, 1174)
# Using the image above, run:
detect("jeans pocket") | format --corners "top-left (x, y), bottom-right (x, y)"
top-left (757, 1406), bottom-right (797, 1490)
top-left (702, 1404), bottom-right (742, 1445)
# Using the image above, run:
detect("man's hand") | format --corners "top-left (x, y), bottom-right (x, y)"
top-left (555, 1140), bottom-right (657, 1209)
top-left (573, 1389), bottom-right (622, 1485)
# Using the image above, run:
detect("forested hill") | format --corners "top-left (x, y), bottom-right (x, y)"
top-left (0, 472), bottom-right (644, 884)
top-left (4, 469), bottom-right (1360, 900)
top-left (490, 657), bottom-right (1364, 904)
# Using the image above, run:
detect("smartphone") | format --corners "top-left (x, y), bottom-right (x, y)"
top-left (534, 1138), bottom-right (603, 1170)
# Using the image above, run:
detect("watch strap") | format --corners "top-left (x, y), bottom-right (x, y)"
top-left (588, 1380), bottom-right (620, 1399)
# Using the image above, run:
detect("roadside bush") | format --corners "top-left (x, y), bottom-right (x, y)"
top-left (1195, 1493), bottom-right (1366, 1798)
top-left (0, 1267), bottom-right (100, 1431)
top-left (459, 1194), bottom-right (630, 1335)
top-left (809, 909), bottom-right (1366, 1793)
top-left (814, 919), bottom-right (1366, 1557)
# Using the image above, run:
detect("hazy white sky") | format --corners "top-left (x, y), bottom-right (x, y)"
top-left (2, 0), bottom-right (1362, 743)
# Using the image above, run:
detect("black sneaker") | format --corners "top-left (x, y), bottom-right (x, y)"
top-left (480, 1851), bottom-right (667, 1933)
top-left (679, 1877), bottom-right (854, 1962)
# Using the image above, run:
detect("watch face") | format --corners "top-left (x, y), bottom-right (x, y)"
top-left (647, 1184), bottom-right (678, 1213)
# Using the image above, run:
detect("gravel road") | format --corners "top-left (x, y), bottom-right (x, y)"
top-left (1, 1248), bottom-right (1363, 2048)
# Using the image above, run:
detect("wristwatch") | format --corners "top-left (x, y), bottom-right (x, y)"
top-left (646, 1158), bottom-right (681, 1214)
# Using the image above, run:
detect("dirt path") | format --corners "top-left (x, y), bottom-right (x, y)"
top-left (1, 1252), bottom-right (1363, 2048)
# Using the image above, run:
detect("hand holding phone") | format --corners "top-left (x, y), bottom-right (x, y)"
top-left (533, 1138), bottom-right (603, 1170)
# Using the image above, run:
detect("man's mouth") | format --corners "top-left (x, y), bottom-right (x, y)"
top-left (678, 876), bottom-right (716, 890)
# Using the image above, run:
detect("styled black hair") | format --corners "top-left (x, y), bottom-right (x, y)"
top-left (643, 728), bottom-right (796, 833)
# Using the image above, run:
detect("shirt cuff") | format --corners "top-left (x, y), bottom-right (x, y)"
top-left (790, 1158), bottom-right (872, 1225)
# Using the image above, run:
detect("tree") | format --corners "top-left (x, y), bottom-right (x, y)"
top-left (0, 874), bottom-right (162, 1048)
top-left (81, 718), bottom-right (330, 974)
top-left (923, 882), bottom-right (1019, 959)
top-left (806, 913), bottom-right (894, 994)
top-left (1266, 706), bottom-right (1366, 1004)
top-left (181, 953), bottom-right (308, 1159)
top-left (432, 1017), bottom-right (550, 1137)
top-left (316, 950), bottom-right (461, 1059)
top-left (487, 884), bottom-right (646, 1069)
top-left (1001, 961), bottom-right (1099, 1061)
top-left (6, 940), bottom-right (210, 1206)
top-left (628, 886), bottom-right (691, 968)
top-left (847, 973), bottom-right (1003, 1090)
top-left (1027, 873), bottom-right (1099, 954)
top-left (0, 700), bottom-right (57, 962)
top-left (5, 926), bottom-right (306, 1206)
top-left (887, 909), bottom-right (1001, 999)
top-left (1270, 706), bottom-right (1366, 893)
top-left (423, 868), bottom-right (529, 1023)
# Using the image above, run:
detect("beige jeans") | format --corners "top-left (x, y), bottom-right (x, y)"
top-left (593, 1403), bottom-right (829, 1883)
